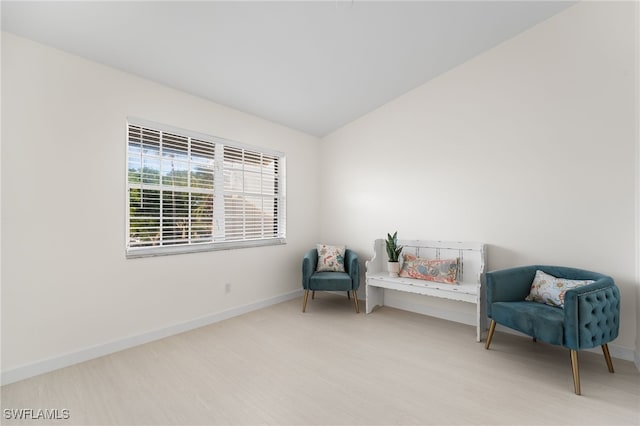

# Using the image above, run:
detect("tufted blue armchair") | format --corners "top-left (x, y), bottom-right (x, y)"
top-left (485, 265), bottom-right (620, 395)
top-left (302, 248), bottom-right (360, 313)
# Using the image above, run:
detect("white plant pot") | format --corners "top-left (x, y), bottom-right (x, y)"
top-left (387, 261), bottom-right (400, 277)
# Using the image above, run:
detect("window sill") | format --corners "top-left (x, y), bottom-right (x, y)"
top-left (126, 238), bottom-right (286, 259)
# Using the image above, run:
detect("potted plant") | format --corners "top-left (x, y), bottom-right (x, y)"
top-left (385, 231), bottom-right (403, 277)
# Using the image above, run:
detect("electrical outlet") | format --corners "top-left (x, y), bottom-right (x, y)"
top-left (225, 283), bottom-right (231, 293)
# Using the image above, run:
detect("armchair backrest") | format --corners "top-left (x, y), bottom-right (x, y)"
top-left (344, 249), bottom-right (358, 277)
top-left (486, 265), bottom-right (614, 316)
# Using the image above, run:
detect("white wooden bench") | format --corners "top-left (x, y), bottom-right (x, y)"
top-left (365, 239), bottom-right (487, 341)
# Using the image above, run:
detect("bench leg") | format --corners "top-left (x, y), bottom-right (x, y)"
top-left (602, 344), bottom-right (615, 373)
top-left (365, 285), bottom-right (384, 314)
top-left (570, 350), bottom-right (581, 395)
top-left (485, 320), bottom-right (496, 350)
top-left (302, 289), bottom-right (310, 313)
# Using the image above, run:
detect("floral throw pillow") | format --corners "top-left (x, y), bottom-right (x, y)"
top-left (525, 270), bottom-right (594, 308)
top-left (399, 254), bottom-right (458, 284)
top-left (316, 244), bottom-right (346, 272)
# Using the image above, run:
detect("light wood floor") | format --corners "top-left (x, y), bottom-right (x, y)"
top-left (2, 294), bottom-right (639, 425)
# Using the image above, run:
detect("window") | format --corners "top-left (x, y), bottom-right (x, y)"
top-left (126, 118), bottom-right (285, 257)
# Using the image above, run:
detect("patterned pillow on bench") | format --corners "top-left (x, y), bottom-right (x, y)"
top-left (399, 254), bottom-right (459, 284)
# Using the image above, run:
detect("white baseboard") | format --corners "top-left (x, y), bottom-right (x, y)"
top-left (1, 289), bottom-right (304, 386)
top-left (604, 342), bottom-right (636, 364)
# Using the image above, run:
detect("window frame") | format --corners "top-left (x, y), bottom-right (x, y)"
top-left (126, 117), bottom-right (286, 258)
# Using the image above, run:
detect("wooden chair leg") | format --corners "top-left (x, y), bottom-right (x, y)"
top-left (485, 320), bottom-right (496, 349)
top-left (352, 290), bottom-right (360, 313)
top-left (312, 290), bottom-right (316, 300)
top-left (347, 291), bottom-right (351, 300)
top-left (302, 289), bottom-right (309, 313)
top-left (602, 344), bottom-right (615, 373)
top-left (570, 350), bottom-right (581, 395)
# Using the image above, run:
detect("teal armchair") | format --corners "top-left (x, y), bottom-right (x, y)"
top-left (485, 265), bottom-right (620, 395)
top-left (302, 248), bottom-right (360, 313)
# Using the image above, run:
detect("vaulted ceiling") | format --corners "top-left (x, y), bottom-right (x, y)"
top-left (1, 1), bottom-right (575, 136)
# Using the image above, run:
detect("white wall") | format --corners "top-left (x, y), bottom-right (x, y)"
top-left (1, 33), bottom-right (320, 376)
top-left (320, 1), bottom-right (638, 354)
top-left (635, 0), bottom-right (640, 370)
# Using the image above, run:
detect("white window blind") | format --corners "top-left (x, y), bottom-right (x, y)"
top-left (126, 119), bottom-right (285, 257)
top-left (222, 146), bottom-right (281, 242)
